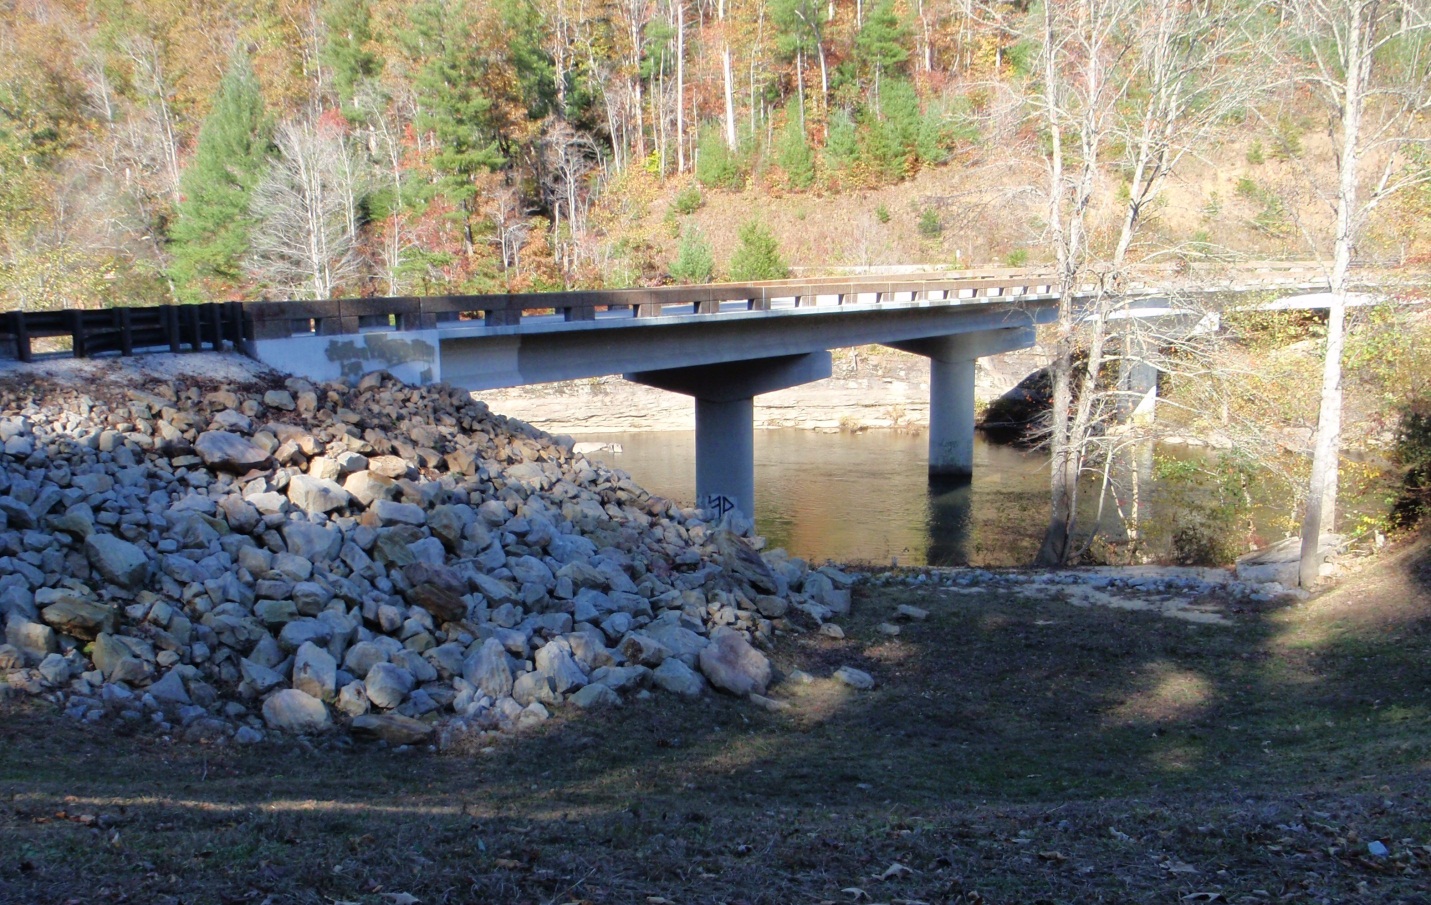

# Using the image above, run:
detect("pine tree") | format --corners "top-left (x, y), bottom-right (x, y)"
top-left (167, 53), bottom-right (270, 302)
top-left (728, 221), bottom-right (789, 281)
top-left (855, 0), bottom-right (909, 108)
top-left (321, 0), bottom-right (382, 115)
top-left (401, 0), bottom-right (504, 250)
top-left (776, 103), bottom-right (816, 189)
top-left (669, 225), bottom-right (714, 283)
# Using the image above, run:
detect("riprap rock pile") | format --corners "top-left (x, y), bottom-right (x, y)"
top-left (0, 358), bottom-right (855, 746)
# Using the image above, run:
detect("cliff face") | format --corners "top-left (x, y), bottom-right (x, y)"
top-left (0, 354), bottom-right (856, 745)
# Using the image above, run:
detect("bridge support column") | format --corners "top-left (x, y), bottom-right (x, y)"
top-left (889, 326), bottom-right (1038, 478)
top-left (627, 352), bottom-right (833, 520)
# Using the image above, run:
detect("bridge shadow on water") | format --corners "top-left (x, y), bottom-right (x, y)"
top-left (4, 541), bottom-right (1431, 903)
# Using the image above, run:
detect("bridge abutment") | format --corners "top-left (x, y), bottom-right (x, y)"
top-left (889, 326), bottom-right (1038, 477)
top-left (627, 352), bottom-right (833, 520)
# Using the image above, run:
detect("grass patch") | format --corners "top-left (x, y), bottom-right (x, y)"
top-left (3, 545), bottom-right (1431, 903)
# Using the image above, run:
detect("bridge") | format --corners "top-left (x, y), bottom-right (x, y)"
top-left (0, 262), bottom-right (1334, 521)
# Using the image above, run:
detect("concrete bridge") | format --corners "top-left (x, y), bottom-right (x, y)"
top-left (235, 263), bottom-right (1330, 520)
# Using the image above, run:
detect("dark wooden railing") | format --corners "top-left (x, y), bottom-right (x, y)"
top-left (0, 261), bottom-right (1331, 360)
top-left (0, 302), bottom-right (249, 363)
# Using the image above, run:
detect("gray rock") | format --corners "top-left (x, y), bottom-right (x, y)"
top-left (462, 638), bottom-right (513, 699)
top-left (84, 534), bottom-right (149, 590)
top-left (351, 713), bottom-right (434, 745)
top-left (590, 664), bottom-right (651, 692)
top-left (833, 666), bottom-right (875, 690)
top-left (262, 688), bottom-right (332, 733)
top-left (293, 641), bottom-right (338, 701)
top-left (372, 498), bottom-right (427, 527)
top-left (39, 597), bottom-right (118, 641)
top-left (6, 618), bottom-right (57, 660)
top-left (195, 431), bottom-right (271, 472)
top-left (37, 652), bottom-right (72, 685)
top-left (148, 669), bottom-right (192, 705)
top-left (287, 474), bottom-right (351, 514)
top-left (568, 683), bottom-right (621, 709)
top-left (335, 681), bottom-right (370, 716)
top-left (263, 389), bottom-right (297, 411)
top-left (652, 658), bottom-right (706, 697)
top-left (643, 623), bottom-right (709, 664)
top-left (512, 671), bottom-right (558, 706)
top-left (619, 632), bottom-right (671, 667)
top-left (234, 726), bottom-right (265, 745)
top-left (714, 529), bottom-right (781, 594)
top-left (698, 628), bottom-right (772, 697)
top-left (278, 618), bottom-right (333, 652)
top-left (282, 522), bottom-right (342, 561)
top-left (343, 641), bottom-right (388, 678)
top-left (343, 471), bottom-right (396, 507)
top-left (364, 662), bottom-right (416, 710)
top-left (894, 604), bottom-right (928, 621)
top-left (534, 640), bottom-right (587, 692)
top-left (367, 455), bottom-right (413, 479)
top-left (240, 658), bottom-right (287, 694)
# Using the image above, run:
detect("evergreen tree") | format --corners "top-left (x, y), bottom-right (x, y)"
top-left (401, 0), bottom-right (504, 249)
top-left (321, 0), bottom-right (382, 115)
top-left (823, 109), bottom-right (859, 173)
top-left (669, 225), bottom-right (714, 283)
top-left (776, 102), bottom-right (816, 189)
top-left (855, 0), bottom-right (909, 107)
top-left (168, 53), bottom-right (270, 302)
top-left (728, 221), bottom-right (789, 281)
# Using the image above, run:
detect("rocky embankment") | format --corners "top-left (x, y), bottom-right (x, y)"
top-left (0, 356), bottom-right (859, 748)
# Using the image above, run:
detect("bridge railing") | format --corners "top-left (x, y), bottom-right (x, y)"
top-left (244, 271), bottom-right (1065, 339)
top-left (0, 302), bottom-right (247, 363)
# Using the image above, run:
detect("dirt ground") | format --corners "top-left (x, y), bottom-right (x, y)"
top-left (2, 541), bottom-right (1429, 905)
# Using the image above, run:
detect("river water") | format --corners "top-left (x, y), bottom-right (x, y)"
top-left (579, 429), bottom-right (1056, 567)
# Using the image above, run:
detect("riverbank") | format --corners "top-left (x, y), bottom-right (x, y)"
top-left (475, 344), bottom-right (1050, 433)
top-left (4, 538), bottom-right (1427, 904)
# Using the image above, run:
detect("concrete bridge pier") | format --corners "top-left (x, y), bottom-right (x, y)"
top-left (889, 326), bottom-right (1038, 477)
top-left (627, 352), bottom-right (833, 520)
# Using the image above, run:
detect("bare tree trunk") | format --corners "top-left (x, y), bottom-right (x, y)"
top-left (676, 0), bottom-right (686, 172)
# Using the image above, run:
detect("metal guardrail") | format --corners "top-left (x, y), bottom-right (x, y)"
top-left (0, 261), bottom-right (1333, 359)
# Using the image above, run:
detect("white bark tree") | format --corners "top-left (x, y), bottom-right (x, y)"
top-left (1290, 0), bottom-right (1431, 586)
top-left (247, 116), bottom-right (365, 300)
top-left (1032, 0), bottom-right (1265, 565)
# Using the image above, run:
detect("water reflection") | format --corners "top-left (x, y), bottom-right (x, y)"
top-left (926, 475), bottom-right (973, 566)
top-left (578, 429), bottom-right (1051, 567)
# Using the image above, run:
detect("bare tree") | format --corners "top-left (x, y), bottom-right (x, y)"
top-left (1031, 0), bottom-right (1265, 565)
top-left (1287, 0), bottom-right (1431, 586)
top-left (538, 116), bottom-right (600, 278)
top-left (248, 116), bottom-right (365, 300)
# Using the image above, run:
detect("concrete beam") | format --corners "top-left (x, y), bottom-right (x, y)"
top-left (626, 352), bottom-right (833, 521)
top-left (438, 301), bottom-right (1052, 391)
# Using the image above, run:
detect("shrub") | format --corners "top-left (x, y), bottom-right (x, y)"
top-left (673, 184), bottom-right (703, 214)
top-left (695, 124), bottom-right (743, 189)
top-left (668, 226), bottom-right (714, 284)
top-left (875, 204), bottom-right (891, 224)
top-left (824, 108), bottom-right (859, 175)
top-left (917, 207), bottom-right (942, 238)
top-left (1246, 139), bottom-right (1265, 165)
top-left (776, 104), bottom-right (816, 190)
top-left (1004, 248), bottom-right (1029, 267)
top-left (728, 221), bottom-right (790, 281)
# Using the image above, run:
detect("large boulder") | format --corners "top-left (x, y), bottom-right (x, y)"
top-left (195, 430), bottom-right (271, 472)
top-left (292, 641), bottom-right (338, 702)
top-left (653, 658), bottom-right (706, 697)
top-left (39, 597), bottom-right (117, 641)
top-left (262, 689), bottom-right (333, 733)
top-left (287, 474), bottom-right (351, 514)
top-left (84, 534), bottom-right (149, 590)
top-left (462, 638), bottom-right (513, 699)
top-left (698, 628), bottom-right (772, 697)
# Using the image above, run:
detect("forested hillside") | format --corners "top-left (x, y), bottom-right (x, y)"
top-left (0, 0), bottom-right (1424, 310)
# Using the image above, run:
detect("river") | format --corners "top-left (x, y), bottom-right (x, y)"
top-left (578, 429), bottom-right (1054, 566)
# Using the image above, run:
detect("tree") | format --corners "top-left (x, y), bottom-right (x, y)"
top-left (669, 224), bottom-right (714, 282)
top-left (168, 53), bottom-right (270, 302)
top-left (728, 220), bottom-right (790, 280)
top-left (773, 0), bottom-right (828, 126)
top-left (1030, 0), bottom-right (1264, 565)
top-left (247, 115), bottom-right (364, 300)
top-left (1288, 0), bottom-right (1431, 586)
top-left (320, 0), bottom-right (382, 114)
top-left (854, 0), bottom-right (910, 108)
top-left (401, 0), bottom-right (505, 251)
top-left (776, 103), bottom-right (816, 188)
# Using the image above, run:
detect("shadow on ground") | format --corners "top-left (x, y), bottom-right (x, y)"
top-left (3, 543), bottom-right (1431, 904)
